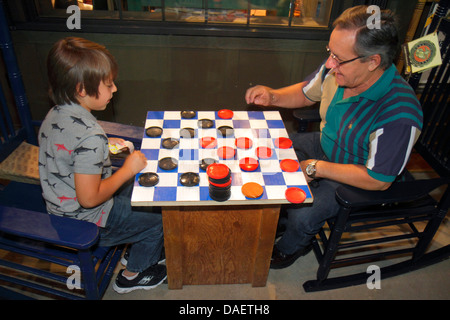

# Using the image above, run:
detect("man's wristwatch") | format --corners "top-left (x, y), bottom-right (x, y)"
top-left (306, 160), bottom-right (319, 179)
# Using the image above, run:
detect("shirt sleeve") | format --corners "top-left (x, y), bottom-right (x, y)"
top-left (366, 124), bottom-right (421, 182)
top-left (302, 63), bottom-right (328, 102)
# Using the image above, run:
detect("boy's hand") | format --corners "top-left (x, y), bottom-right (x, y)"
top-left (75, 150), bottom-right (147, 208)
top-left (123, 150), bottom-right (147, 176)
top-left (108, 137), bottom-right (126, 146)
top-left (108, 138), bottom-right (135, 154)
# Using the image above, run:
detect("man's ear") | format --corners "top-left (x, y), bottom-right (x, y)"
top-left (368, 54), bottom-right (382, 71)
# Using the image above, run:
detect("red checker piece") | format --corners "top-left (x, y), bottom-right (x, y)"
top-left (280, 159), bottom-right (300, 172)
top-left (285, 187), bottom-right (306, 204)
top-left (255, 146), bottom-right (273, 159)
top-left (235, 137), bottom-right (252, 149)
top-left (218, 146), bottom-right (236, 159)
top-left (239, 157), bottom-right (259, 171)
top-left (218, 109), bottom-right (234, 119)
top-left (200, 136), bottom-right (217, 149)
top-left (206, 163), bottom-right (230, 180)
top-left (209, 178), bottom-right (232, 188)
top-left (241, 182), bottom-right (264, 199)
top-left (274, 137), bottom-right (292, 149)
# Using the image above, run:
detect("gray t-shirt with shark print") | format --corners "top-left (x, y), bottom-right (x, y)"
top-left (38, 103), bottom-right (113, 227)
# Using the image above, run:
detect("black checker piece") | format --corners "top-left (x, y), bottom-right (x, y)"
top-left (162, 138), bottom-right (180, 149)
top-left (158, 157), bottom-right (178, 170)
top-left (138, 172), bottom-right (159, 187)
top-left (179, 172), bottom-right (200, 187)
top-left (181, 111), bottom-right (196, 119)
top-left (180, 127), bottom-right (195, 138)
top-left (146, 126), bottom-right (163, 138)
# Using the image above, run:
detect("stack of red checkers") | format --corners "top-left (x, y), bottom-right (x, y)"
top-left (206, 163), bottom-right (231, 201)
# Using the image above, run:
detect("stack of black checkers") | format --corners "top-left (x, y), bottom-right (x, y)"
top-left (206, 163), bottom-right (231, 202)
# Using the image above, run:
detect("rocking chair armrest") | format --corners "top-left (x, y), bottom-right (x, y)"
top-left (335, 178), bottom-right (450, 208)
top-left (0, 205), bottom-right (99, 250)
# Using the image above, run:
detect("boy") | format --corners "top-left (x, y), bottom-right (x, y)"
top-left (39, 37), bottom-right (166, 294)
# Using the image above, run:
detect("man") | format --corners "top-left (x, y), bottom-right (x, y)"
top-left (245, 5), bottom-right (423, 269)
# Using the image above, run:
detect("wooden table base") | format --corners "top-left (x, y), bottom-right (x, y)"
top-left (162, 205), bottom-right (280, 289)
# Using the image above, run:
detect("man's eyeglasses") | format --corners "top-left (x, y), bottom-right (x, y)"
top-left (326, 45), bottom-right (364, 67)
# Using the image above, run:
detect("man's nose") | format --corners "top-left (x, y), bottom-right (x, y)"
top-left (325, 55), bottom-right (337, 69)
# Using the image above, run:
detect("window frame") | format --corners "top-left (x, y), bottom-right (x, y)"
top-left (6, 0), bottom-right (345, 40)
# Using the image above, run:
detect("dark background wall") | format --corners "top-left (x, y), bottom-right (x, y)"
top-left (10, 31), bottom-right (327, 132)
top-left (2, 0), bottom-right (418, 133)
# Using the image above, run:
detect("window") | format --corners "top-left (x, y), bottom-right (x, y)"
top-left (34, 0), bottom-right (334, 28)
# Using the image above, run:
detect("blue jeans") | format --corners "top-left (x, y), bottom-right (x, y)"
top-left (276, 132), bottom-right (342, 254)
top-left (98, 181), bottom-right (163, 273)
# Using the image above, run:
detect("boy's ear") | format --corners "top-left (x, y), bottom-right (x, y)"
top-left (76, 83), bottom-right (87, 97)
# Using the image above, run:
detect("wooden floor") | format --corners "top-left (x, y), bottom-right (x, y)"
top-left (0, 149), bottom-right (448, 300)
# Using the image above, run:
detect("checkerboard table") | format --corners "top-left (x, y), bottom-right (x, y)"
top-left (131, 110), bottom-right (312, 206)
top-left (130, 110), bottom-right (313, 289)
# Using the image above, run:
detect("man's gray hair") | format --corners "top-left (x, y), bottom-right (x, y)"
top-left (333, 5), bottom-right (399, 70)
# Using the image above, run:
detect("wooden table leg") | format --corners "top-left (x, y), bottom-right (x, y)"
top-left (251, 205), bottom-right (280, 287)
top-left (162, 207), bottom-right (184, 289)
top-left (162, 205), bottom-right (280, 289)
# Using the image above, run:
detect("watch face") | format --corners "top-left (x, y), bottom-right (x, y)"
top-left (306, 161), bottom-right (316, 177)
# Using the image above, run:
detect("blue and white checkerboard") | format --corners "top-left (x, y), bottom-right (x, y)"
top-left (131, 110), bottom-right (312, 206)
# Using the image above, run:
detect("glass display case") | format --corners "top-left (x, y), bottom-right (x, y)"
top-left (35, 0), bottom-right (333, 28)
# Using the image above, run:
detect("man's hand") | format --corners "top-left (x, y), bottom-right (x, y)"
top-left (300, 159), bottom-right (315, 183)
top-left (245, 85), bottom-right (273, 106)
top-left (245, 82), bottom-right (315, 109)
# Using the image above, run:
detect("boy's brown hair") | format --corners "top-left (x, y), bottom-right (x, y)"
top-left (47, 37), bottom-right (118, 105)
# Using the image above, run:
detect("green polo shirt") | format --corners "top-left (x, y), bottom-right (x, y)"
top-left (303, 64), bottom-right (423, 182)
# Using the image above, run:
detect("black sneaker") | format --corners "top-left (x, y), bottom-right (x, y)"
top-left (113, 264), bottom-right (167, 294)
